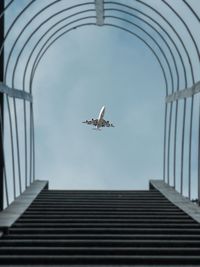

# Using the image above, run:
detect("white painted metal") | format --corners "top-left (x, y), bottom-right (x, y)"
top-left (95, 0), bottom-right (104, 26)
top-left (0, 82), bottom-right (32, 102)
top-left (166, 81), bottom-right (200, 103)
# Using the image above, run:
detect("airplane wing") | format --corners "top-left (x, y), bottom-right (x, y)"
top-left (101, 119), bottom-right (114, 127)
top-left (82, 119), bottom-right (98, 126)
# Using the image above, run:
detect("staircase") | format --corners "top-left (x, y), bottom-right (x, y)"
top-left (1, 187), bottom-right (200, 265)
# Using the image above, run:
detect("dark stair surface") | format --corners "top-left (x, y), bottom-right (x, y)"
top-left (1, 188), bottom-right (200, 266)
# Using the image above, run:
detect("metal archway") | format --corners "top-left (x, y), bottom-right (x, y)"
top-left (0, 0), bottom-right (199, 209)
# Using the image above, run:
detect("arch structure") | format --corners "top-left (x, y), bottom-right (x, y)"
top-left (0, 0), bottom-right (199, 209)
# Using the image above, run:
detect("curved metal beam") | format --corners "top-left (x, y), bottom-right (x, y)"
top-left (1, 0), bottom-right (199, 206)
top-left (4, 2), bottom-right (94, 83)
top-left (0, 0), bottom-right (15, 19)
top-left (30, 21), bottom-right (168, 94)
top-left (0, 0), bottom-right (36, 60)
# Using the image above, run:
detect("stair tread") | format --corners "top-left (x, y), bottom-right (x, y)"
top-left (1, 188), bottom-right (200, 265)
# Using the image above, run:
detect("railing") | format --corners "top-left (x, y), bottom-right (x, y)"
top-left (0, 0), bottom-right (199, 209)
top-left (164, 81), bottom-right (200, 201)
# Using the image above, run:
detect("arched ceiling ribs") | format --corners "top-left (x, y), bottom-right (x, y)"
top-left (1, 1), bottom-right (199, 96)
top-left (29, 21), bottom-right (168, 96)
top-left (0, 0), bottom-right (36, 59)
top-left (20, 5), bottom-right (176, 96)
top-left (105, 8), bottom-right (180, 91)
top-left (0, 0), bottom-right (199, 207)
top-left (5, 2), bottom-right (174, 97)
top-left (104, 2), bottom-right (188, 90)
top-left (128, 0), bottom-right (196, 87)
top-left (22, 10), bottom-right (95, 93)
top-left (182, 0), bottom-right (200, 25)
top-left (0, 0), bottom-right (15, 19)
top-left (163, 1), bottom-right (199, 60)
top-left (162, 0), bottom-right (199, 84)
top-left (11, 9), bottom-right (95, 91)
top-left (1, 1), bottom-right (169, 94)
top-left (106, 16), bottom-right (174, 92)
top-left (4, 2), bottom-right (94, 84)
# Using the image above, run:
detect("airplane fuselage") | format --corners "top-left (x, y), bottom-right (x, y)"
top-left (97, 106), bottom-right (105, 128)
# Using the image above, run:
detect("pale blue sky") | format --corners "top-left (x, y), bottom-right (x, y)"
top-left (33, 25), bottom-right (164, 190)
top-left (3, 1), bottom-right (200, 196)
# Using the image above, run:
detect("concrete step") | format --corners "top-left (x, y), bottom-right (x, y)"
top-left (12, 223), bottom-right (200, 229)
top-left (23, 210), bottom-right (185, 215)
top-left (1, 246), bottom-right (200, 255)
top-left (1, 239), bottom-right (200, 247)
top-left (0, 254), bottom-right (200, 265)
top-left (17, 218), bottom-right (194, 224)
top-left (8, 227), bottom-right (200, 234)
top-left (1, 188), bottom-right (200, 265)
top-left (20, 214), bottom-right (192, 219)
top-left (6, 233), bottom-right (200, 240)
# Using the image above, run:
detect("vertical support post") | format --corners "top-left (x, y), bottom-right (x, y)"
top-left (198, 96), bottom-right (200, 205)
top-left (173, 100), bottom-right (178, 188)
top-left (0, 0), bottom-right (4, 211)
top-left (180, 99), bottom-right (186, 195)
top-left (188, 96), bottom-right (194, 200)
top-left (167, 102), bottom-right (173, 185)
top-left (163, 103), bottom-right (167, 182)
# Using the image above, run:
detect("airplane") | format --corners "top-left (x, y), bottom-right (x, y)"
top-left (82, 106), bottom-right (114, 130)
